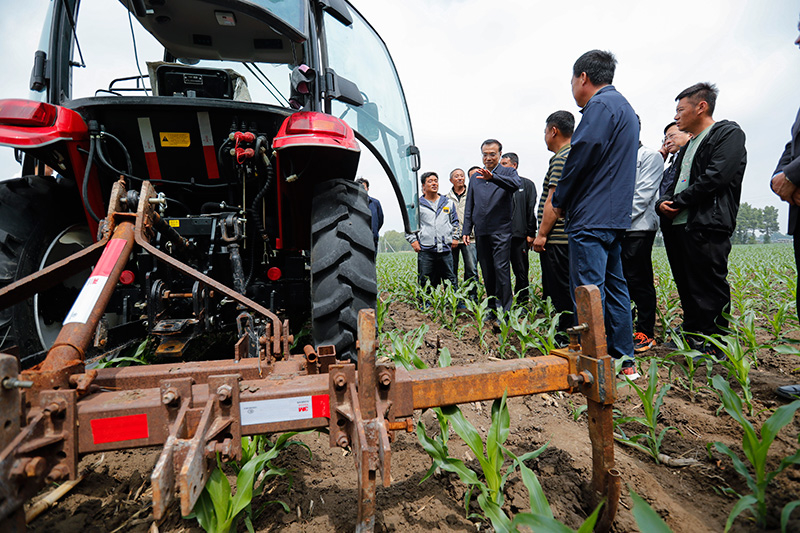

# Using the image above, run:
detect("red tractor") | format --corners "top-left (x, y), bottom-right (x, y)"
top-left (0, 0), bottom-right (420, 367)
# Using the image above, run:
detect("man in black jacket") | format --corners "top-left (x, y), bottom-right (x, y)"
top-left (501, 152), bottom-right (537, 305)
top-left (770, 22), bottom-right (800, 400)
top-left (656, 82), bottom-right (747, 341)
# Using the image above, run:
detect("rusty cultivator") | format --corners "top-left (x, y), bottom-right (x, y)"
top-left (0, 181), bottom-right (619, 532)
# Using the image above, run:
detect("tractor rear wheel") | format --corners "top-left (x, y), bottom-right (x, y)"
top-left (0, 176), bottom-right (91, 368)
top-left (310, 179), bottom-right (377, 362)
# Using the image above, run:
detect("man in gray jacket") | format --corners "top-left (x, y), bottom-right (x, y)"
top-left (407, 172), bottom-right (461, 288)
top-left (622, 138), bottom-right (665, 353)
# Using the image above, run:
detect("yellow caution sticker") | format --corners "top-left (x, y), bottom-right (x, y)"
top-left (169, 219), bottom-right (180, 228)
top-left (159, 132), bottom-right (191, 147)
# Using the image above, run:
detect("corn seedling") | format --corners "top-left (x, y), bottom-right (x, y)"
top-left (417, 391), bottom-right (550, 532)
top-left (614, 361), bottom-right (678, 464)
top-left (495, 309), bottom-right (518, 358)
top-left (95, 338), bottom-right (155, 368)
top-left (663, 333), bottom-right (709, 403)
top-left (385, 324), bottom-right (428, 370)
top-left (187, 432), bottom-right (310, 533)
top-left (697, 333), bottom-right (756, 415)
top-left (464, 296), bottom-right (492, 350)
top-left (767, 300), bottom-right (795, 341)
top-left (710, 374), bottom-right (800, 532)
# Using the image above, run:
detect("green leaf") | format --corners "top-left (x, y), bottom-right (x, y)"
top-left (724, 494), bottom-right (758, 533)
top-left (781, 500), bottom-right (800, 533)
top-left (205, 467), bottom-right (233, 532)
top-left (772, 344), bottom-right (800, 355)
top-left (477, 492), bottom-right (513, 533)
top-left (511, 513), bottom-right (575, 533)
top-left (629, 489), bottom-right (673, 533)
top-left (441, 405), bottom-right (484, 459)
top-left (760, 400), bottom-right (800, 451)
top-left (516, 454), bottom-right (552, 518)
top-left (714, 442), bottom-right (757, 493)
top-left (575, 500), bottom-right (604, 533)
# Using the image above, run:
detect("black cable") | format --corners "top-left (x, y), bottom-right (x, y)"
top-left (100, 131), bottom-right (133, 174)
top-left (82, 136), bottom-right (101, 222)
top-left (127, 0), bottom-right (149, 95)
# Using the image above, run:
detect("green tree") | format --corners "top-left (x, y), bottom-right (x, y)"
top-left (761, 205), bottom-right (779, 244)
top-left (380, 230), bottom-right (413, 253)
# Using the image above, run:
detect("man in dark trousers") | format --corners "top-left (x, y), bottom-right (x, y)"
top-left (501, 152), bottom-right (537, 305)
top-left (463, 139), bottom-right (521, 313)
top-left (534, 111), bottom-right (574, 338)
top-left (551, 49), bottom-right (639, 378)
top-left (656, 83), bottom-right (747, 347)
top-left (770, 21), bottom-right (800, 401)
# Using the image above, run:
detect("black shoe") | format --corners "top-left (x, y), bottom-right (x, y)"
top-left (776, 384), bottom-right (800, 401)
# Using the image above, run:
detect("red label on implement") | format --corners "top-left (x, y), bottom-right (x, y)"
top-left (91, 238), bottom-right (127, 277)
top-left (312, 394), bottom-right (330, 418)
top-left (90, 414), bottom-right (149, 444)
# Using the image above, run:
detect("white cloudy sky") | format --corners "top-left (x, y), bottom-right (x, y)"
top-left (1, 0), bottom-right (799, 233)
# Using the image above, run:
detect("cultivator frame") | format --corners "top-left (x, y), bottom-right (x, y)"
top-left (0, 179), bottom-right (619, 532)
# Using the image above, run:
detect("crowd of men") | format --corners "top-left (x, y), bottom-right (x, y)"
top-left (394, 30), bottom-right (800, 393)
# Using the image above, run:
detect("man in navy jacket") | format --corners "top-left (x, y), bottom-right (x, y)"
top-left (769, 21), bottom-right (800, 400)
top-left (552, 49), bottom-right (638, 376)
top-left (463, 139), bottom-right (521, 313)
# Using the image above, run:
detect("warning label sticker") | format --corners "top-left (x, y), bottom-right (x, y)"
top-left (240, 395), bottom-right (330, 426)
top-left (159, 132), bottom-right (191, 147)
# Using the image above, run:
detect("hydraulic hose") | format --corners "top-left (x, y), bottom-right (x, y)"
top-left (82, 135), bottom-right (101, 222)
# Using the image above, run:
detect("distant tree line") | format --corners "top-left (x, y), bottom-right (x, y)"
top-left (732, 203), bottom-right (780, 244)
top-left (378, 230), bottom-right (413, 253)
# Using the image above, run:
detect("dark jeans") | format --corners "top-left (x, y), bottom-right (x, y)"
top-left (452, 242), bottom-right (478, 297)
top-left (621, 231), bottom-right (656, 338)
top-left (670, 226), bottom-right (731, 335)
top-left (510, 236), bottom-right (530, 303)
top-left (540, 241), bottom-right (573, 333)
top-left (418, 249), bottom-right (456, 289)
top-left (476, 234), bottom-right (513, 312)
top-left (568, 229), bottom-right (634, 359)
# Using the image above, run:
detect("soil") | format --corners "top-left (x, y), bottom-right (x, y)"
top-left (25, 300), bottom-right (800, 533)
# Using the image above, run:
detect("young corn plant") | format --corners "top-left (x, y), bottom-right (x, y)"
top-left (495, 309), bottom-right (518, 358)
top-left (697, 333), bottom-right (756, 415)
top-left (710, 374), bottom-right (800, 532)
top-left (416, 391), bottom-right (548, 532)
top-left (465, 296), bottom-right (492, 350)
top-left (187, 432), bottom-right (310, 533)
top-left (385, 325), bottom-right (429, 370)
top-left (664, 333), bottom-right (708, 403)
top-left (614, 361), bottom-right (678, 464)
top-left (767, 300), bottom-right (795, 341)
top-left (722, 310), bottom-right (766, 367)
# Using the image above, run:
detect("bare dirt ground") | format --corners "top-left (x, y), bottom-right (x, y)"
top-left (26, 300), bottom-right (800, 533)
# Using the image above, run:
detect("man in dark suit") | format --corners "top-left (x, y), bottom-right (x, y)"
top-left (770, 21), bottom-right (800, 400)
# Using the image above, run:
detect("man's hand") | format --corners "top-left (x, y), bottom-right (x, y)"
top-left (658, 201), bottom-right (680, 220)
top-left (533, 235), bottom-right (547, 253)
top-left (463, 235), bottom-right (471, 246)
top-left (451, 239), bottom-right (459, 249)
top-left (411, 241), bottom-right (421, 253)
top-left (552, 206), bottom-right (564, 219)
top-left (771, 172), bottom-right (797, 203)
top-left (526, 236), bottom-right (534, 249)
top-left (474, 168), bottom-right (493, 180)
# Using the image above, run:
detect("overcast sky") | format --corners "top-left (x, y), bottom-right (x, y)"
top-left (1, 0), bottom-right (799, 234)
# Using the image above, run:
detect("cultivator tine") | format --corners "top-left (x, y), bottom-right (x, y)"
top-left (574, 285), bottom-right (619, 533)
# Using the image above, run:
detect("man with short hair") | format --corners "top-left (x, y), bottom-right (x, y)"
top-left (622, 119), bottom-right (665, 353)
top-left (355, 177), bottom-right (384, 253)
top-left (463, 139), bottom-right (521, 313)
top-left (534, 110), bottom-right (574, 337)
top-left (447, 168), bottom-right (478, 297)
top-left (406, 172), bottom-right (460, 289)
top-left (468, 166), bottom-right (481, 178)
top-left (551, 49), bottom-right (639, 378)
top-left (501, 152), bottom-right (537, 304)
top-left (657, 122), bottom-right (692, 335)
top-left (770, 21), bottom-right (800, 401)
top-left (656, 83), bottom-right (747, 343)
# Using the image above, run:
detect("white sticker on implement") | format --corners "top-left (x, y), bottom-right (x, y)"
top-left (240, 394), bottom-right (330, 426)
top-left (63, 238), bottom-right (128, 325)
top-left (63, 275), bottom-right (109, 324)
